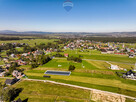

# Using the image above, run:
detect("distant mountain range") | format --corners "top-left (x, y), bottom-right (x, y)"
top-left (0, 30), bottom-right (52, 34)
top-left (0, 30), bottom-right (136, 37)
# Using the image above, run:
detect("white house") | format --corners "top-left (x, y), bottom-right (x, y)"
top-left (110, 64), bottom-right (120, 70)
top-left (22, 53), bottom-right (28, 56)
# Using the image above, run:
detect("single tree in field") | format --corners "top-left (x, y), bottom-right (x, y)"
top-left (69, 65), bottom-right (76, 71)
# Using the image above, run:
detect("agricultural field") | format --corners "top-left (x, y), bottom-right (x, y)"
top-left (0, 39), bottom-right (57, 47)
top-left (24, 58), bottom-right (136, 98)
top-left (60, 49), bottom-right (136, 64)
top-left (0, 38), bottom-right (136, 102)
top-left (13, 80), bottom-right (92, 102)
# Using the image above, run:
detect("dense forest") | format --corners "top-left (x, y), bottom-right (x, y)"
top-left (1, 34), bottom-right (136, 43)
top-left (83, 37), bottom-right (136, 43)
top-left (0, 37), bottom-right (22, 41)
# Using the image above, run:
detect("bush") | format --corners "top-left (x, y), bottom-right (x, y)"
top-left (4, 72), bottom-right (10, 77)
top-left (54, 53), bottom-right (64, 57)
top-left (67, 56), bottom-right (82, 63)
top-left (69, 65), bottom-right (75, 71)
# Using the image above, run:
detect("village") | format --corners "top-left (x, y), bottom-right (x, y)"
top-left (0, 40), bottom-right (136, 85)
top-left (0, 39), bottom-right (136, 102)
top-left (64, 40), bottom-right (136, 57)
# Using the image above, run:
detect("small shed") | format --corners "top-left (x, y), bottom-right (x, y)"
top-left (5, 78), bottom-right (19, 85)
top-left (64, 53), bottom-right (69, 57)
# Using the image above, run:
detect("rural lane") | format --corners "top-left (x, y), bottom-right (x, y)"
top-left (23, 78), bottom-right (136, 101)
top-left (0, 77), bottom-right (136, 100)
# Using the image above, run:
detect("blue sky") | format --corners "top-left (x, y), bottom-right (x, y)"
top-left (0, 0), bottom-right (136, 32)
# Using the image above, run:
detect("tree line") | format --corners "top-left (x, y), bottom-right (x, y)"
top-left (67, 56), bottom-right (82, 63)
top-left (0, 37), bottom-right (22, 41)
top-left (83, 37), bottom-right (136, 43)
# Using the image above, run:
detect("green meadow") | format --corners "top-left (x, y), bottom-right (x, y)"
top-left (0, 79), bottom-right (134, 102)
top-left (13, 80), bottom-right (92, 102)
top-left (59, 49), bottom-right (136, 64)
top-left (24, 59), bottom-right (136, 98)
top-left (0, 39), bottom-right (136, 101)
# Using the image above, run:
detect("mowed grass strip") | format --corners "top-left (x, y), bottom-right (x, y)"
top-left (39, 59), bottom-right (99, 70)
top-left (0, 78), bottom-right (5, 83)
top-left (86, 60), bottom-right (110, 69)
top-left (110, 62), bottom-right (134, 69)
top-left (26, 69), bottom-right (117, 79)
top-left (13, 80), bottom-right (91, 102)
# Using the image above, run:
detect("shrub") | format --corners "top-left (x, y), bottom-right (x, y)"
top-left (69, 65), bottom-right (76, 71)
top-left (67, 56), bottom-right (82, 63)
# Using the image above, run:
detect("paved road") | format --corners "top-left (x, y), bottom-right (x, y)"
top-left (23, 78), bottom-right (136, 100)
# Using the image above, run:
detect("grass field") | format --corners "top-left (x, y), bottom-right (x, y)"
top-left (23, 58), bottom-right (136, 98)
top-left (0, 79), bottom-right (134, 102)
top-left (0, 39), bottom-right (136, 101)
top-left (0, 39), bottom-right (57, 47)
top-left (13, 80), bottom-right (92, 102)
top-left (56, 49), bottom-right (136, 64)
top-left (0, 60), bottom-right (4, 65)
top-left (39, 59), bottom-right (103, 70)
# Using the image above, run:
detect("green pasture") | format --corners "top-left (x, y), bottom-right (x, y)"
top-left (23, 72), bottom-right (136, 98)
top-left (0, 61), bottom-right (4, 65)
top-left (38, 59), bottom-right (110, 71)
top-left (0, 51), bottom-right (7, 57)
top-left (0, 78), bottom-right (5, 83)
top-left (110, 62), bottom-right (134, 69)
top-left (14, 80), bottom-right (91, 102)
top-left (57, 49), bottom-right (136, 64)
top-left (23, 58), bottom-right (136, 98)
top-left (15, 47), bottom-right (24, 51)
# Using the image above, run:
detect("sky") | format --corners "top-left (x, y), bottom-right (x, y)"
top-left (0, 0), bottom-right (136, 32)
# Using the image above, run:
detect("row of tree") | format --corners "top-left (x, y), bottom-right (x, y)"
top-left (0, 43), bottom-right (26, 51)
top-left (84, 37), bottom-right (136, 43)
top-left (67, 56), bottom-right (82, 63)
top-left (0, 83), bottom-right (23, 102)
top-left (0, 37), bottom-right (21, 41)
top-left (6, 48), bottom-right (22, 56)
top-left (30, 55), bottom-right (51, 69)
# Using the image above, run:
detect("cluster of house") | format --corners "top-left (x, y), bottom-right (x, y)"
top-left (101, 49), bottom-right (115, 54)
top-left (2, 57), bottom-right (27, 67)
top-left (0, 67), bottom-right (5, 77)
top-left (4, 70), bottom-right (25, 86)
top-left (63, 40), bottom-right (136, 58)
top-left (122, 70), bottom-right (136, 80)
top-left (101, 47), bottom-right (136, 57)
top-left (0, 58), bottom-right (25, 85)
top-left (64, 40), bottom-right (95, 50)
top-left (21, 49), bottom-right (52, 57)
top-left (0, 65), bottom-right (25, 78)
top-left (99, 43), bottom-right (136, 57)
top-left (0, 42), bottom-right (27, 46)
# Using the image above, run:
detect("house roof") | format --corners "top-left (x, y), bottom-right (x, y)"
top-left (126, 70), bottom-right (135, 75)
top-left (5, 78), bottom-right (18, 85)
top-left (101, 49), bottom-right (107, 52)
top-left (108, 49), bottom-right (114, 51)
top-left (5, 79), bottom-right (13, 85)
